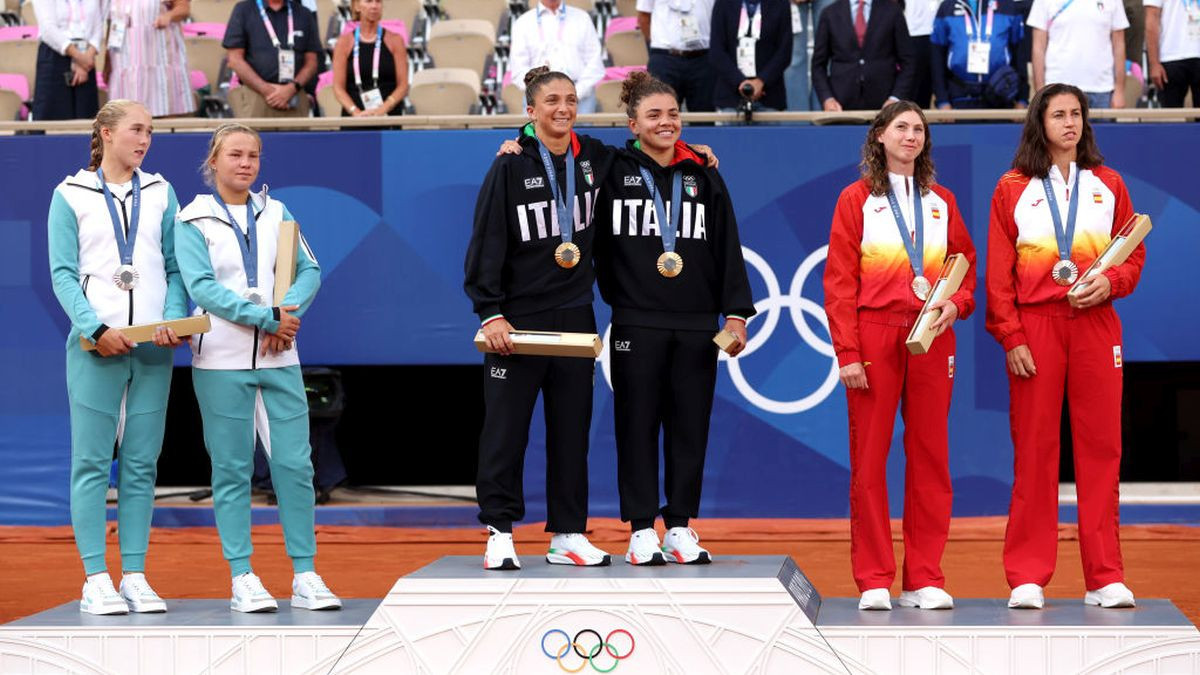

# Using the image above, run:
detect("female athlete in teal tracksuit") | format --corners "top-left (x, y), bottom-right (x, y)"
top-left (175, 122), bottom-right (340, 613)
top-left (48, 99), bottom-right (187, 615)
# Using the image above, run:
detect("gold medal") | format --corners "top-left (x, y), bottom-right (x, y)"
top-left (554, 242), bottom-right (580, 269)
top-left (911, 275), bottom-right (932, 301)
top-left (1051, 259), bottom-right (1079, 286)
top-left (657, 251), bottom-right (683, 278)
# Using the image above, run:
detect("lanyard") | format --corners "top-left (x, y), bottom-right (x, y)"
top-left (352, 26), bottom-right (381, 91)
top-left (959, 0), bottom-right (995, 40)
top-left (1042, 170), bottom-right (1080, 263)
top-left (213, 193), bottom-right (260, 288)
top-left (536, 139), bottom-right (576, 244)
top-left (885, 183), bottom-right (924, 278)
top-left (738, 2), bottom-right (762, 38)
top-left (255, 0), bottom-right (292, 49)
top-left (536, 4), bottom-right (567, 41)
top-left (96, 168), bottom-right (141, 266)
top-left (639, 166), bottom-right (683, 254)
top-left (1049, 0), bottom-right (1076, 25)
top-left (65, 0), bottom-right (85, 33)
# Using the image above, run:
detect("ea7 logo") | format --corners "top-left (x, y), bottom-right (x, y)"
top-left (624, 175), bottom-right (642, 187)
top-left (490, 367), bottom-right (507, 379)
top-left (524, 177), bottom-right (544, 190)
top-left (614, 340), bottom-right (631, 352)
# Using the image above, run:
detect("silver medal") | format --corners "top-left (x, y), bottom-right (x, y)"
top-left (243, 287), bottom-right (267, 306)
top-left (113, 264), bottom-right (139, 290)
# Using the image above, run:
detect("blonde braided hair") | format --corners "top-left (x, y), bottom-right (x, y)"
top-left (87, 99), bottom-right (142, 171)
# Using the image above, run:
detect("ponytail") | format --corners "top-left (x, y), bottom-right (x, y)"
top-left (87, 99), bottom-right (141, 171)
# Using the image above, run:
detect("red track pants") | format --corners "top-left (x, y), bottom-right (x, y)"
top-left (1004, 302), bottom-right (1125, 591)
top-left (847, 309), bottom-right (956, 592)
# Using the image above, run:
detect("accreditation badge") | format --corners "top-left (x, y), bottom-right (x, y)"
top-left (967, 41), bottom-right (990, 75)
top-left (361, 88), bottom-right (384, 110)
top-left (108, 16), bottom-right (127, 50)
top-left (278, 49), bottom-right (295, 82)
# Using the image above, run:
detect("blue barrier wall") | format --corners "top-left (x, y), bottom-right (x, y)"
top-left (1, 124), bottom-right (1196, 525)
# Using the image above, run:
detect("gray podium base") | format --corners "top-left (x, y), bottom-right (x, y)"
top-left (3, 556), bottom-right (1199, 674)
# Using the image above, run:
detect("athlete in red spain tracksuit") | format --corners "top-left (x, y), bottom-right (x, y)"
top-left (986, 163), bottom-right (1145, 600)
top-left (824, 174), bottom-right (977, 601)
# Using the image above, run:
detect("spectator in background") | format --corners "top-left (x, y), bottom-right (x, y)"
top-left (784, 0), bottom-right (812, 110)
top-left (1145, 0), bottom-right (1200, 107)
top-left (812, 0), bottom-right (914, 110)
top-left (105, 0), bottom-right (197, 117)
top-left (32, 0), bottom-right (102, 119)
top-left (222, 0), bottom-right (322, 117)
top-left (508, 0), bottom-right (605, 113)
top-left (710, 0), bottom-right (793, 111)
top-left (1028, 0), bottom-right (1128, 108)
top-left (907, 0), bottom-right (941, 106)
top-left (331, 0), bottom-right (408, 116)
top-left (930, 0), bottom-right (1027, 109)
top-left (1124, 0), bottom-right (1145, 70)
top-left (637, 0), bottom-right (717, 111)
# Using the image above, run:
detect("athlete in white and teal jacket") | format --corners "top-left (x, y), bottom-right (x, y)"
top-left (48, 100), bottom-right (187, 615)
top-left (175, 123), bottom-right (340, 613)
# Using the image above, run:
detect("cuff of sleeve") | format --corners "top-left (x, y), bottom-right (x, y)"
top-left (836, 349), bottom-right (862, 368)
top-left (273, 307), bottom-right (281, 321)
top-left (1001, 331), bottom-right (1027, 351)
top-left (724, 315), bottom-right (747, 324)
top-left (1102, 268), bottom-right (1125, 298)
top-left (90, 324), bottom-right (109, 343)
top-left (259, 307), bottom-right (280, 334)
top-left (950, 295), bottom-right (969, 320)
top-left (481, 314), bottom-right (505, 327)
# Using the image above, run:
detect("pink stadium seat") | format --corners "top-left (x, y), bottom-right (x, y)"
top-left (316, 69), bottom-right (333, 92)
top-left (182, 22), bottom-right (227, 39)
top-left (604, 16), bottom-right (637, 41)
top-left (602, 65), bottom-right (646, 81)
top-left (191, 68), bottom-right (208, 89)
top-left (0, 73), bottom-right (30, 101)
top-left (0, 25), bottom-right (38, 41)
top-left (342, 20), bottom-right (408, 44)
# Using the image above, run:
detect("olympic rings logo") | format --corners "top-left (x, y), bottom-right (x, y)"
top-left (540, 628), bottom-right (635, 672)
top-left (599, 245), bottom-right (838, 415)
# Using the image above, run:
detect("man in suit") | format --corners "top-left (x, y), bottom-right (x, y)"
top-left (811, 0), bottom-right (915, 110)
top-left (710, 0), bottom-right (795, 110)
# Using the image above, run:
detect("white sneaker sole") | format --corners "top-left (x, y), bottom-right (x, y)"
top-left (231, 598), bottom-right (279, 613)
top-left (292, 595), bottom-right (343, 610)
top-left (624, 551), bottom-right (666, 566)
top-left (1084, 593), bottom-right (1135, 608)
top-left (546, 552), bottom-right (611, 566)
top-left (897, 595), bottom-right (953, 610)
top-left (484, 557), bottom-right (521, 570)
top-left (1008, 596), bottom-right (1044, 609)
top-left (858, 599), bottom-right (892, 611)
top-left (662, 549), bottom-right (711, 565)
top-left (80, 600), bottom-right (129, 616)
top-left (123, 596), bottom-right (167, 613)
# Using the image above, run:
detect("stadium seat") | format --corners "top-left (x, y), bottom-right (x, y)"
top-left (0, 38), bottom-right (37, 100)
top-left (439, 0), bottom-right (506, 34)
top-left (615, 0), bottom-right (636, 17)
top-left (426, 19), bottom-right (494, 79)
top-left (20, 0), bottom-right (34, 25)
top-left (185, 35), bottom-right (227, 94)
top-left (407, 67), bottom-right (479, 114)
top-left (189, 0), bottom-right (241, 24)
top-left (181, 22), bottom-right (226, 38)
top-left (0, 25), bottom-right (36, 39)
top-left (382, 0), bottom-right (421, 38)
top-left (0, 72), bottom-right (28, 120)
top-left (315, 71), bottom-right (342, 115)
top-left (565, 0), bottom-right (594, 11)
top-left (595, 79), bottom-right (623, 112)
top-left (605, 28), bottom-right (646, 67)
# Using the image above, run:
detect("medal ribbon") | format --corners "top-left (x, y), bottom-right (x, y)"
top-left (886, 183), bottom-right (924, 279)
top-left (352, 26), bottom-right (381, 93)
top-left (212, 193), bottom-right (260, 288)
top-left (536, 138), bottom-right (576, 244)
top-left (255, 0), bottom-right (293, 49)
top-left (1042, 170), bottom-right (1080, 264)
top-left (97, 168), bottom-right (141, 267)
top-left (639, 166), bottom-right (683, 255)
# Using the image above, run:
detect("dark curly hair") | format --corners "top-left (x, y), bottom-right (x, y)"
top-left (619, 70), bottom-right (676, 118)
top-left (1011, 83), bottom-right (1104, 178)
top-left (524, 66), bottom-right (575, 106)
top-left (859, 100), bottom-right (935, 197)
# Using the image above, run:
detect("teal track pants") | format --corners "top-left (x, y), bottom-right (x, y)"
top-left (66, 343), bottom-right (173, 576)
top-left (192, 366), bottom-right (316, 576)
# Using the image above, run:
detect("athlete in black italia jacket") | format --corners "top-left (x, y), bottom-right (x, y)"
top-left (594, 71), bottom-right (755, 567)
top-left (462, 69), bottom-right (616, 571)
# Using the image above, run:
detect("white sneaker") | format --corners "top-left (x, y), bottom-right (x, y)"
top-left (484, 526), bottom-right (521, 570)
top-left (80, 574), bottom-right (129, 615)
top-left (897, 586), bottom-right (954, 610)
top-left (119, 573), bottom-right (167, 613)
top-left (662, 527), bottom-right (712, 564)
top-left (546, 533), bottom-right (611, 566)
top-left (292, 571), bottom-right (342, 610)
top-left (230, 573), bottom-right (278, 613)
top-left (858, 588), bottom-right (892, 610)
top-left (1085, 582), bottom-right (1136, 608)
top-left (625, 528), bottom-right (666, 566)
top-left (1008, 583), bottom-right (1045, 609)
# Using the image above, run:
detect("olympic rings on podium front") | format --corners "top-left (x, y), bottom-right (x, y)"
top-left (541, 628), bottom-right (636, 672)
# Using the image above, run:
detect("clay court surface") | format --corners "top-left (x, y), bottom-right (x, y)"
top-left (3, 518), bottom-right (1197, 626)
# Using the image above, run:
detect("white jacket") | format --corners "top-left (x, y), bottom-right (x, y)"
top-left (176, 191), bottom-right (320, 371)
